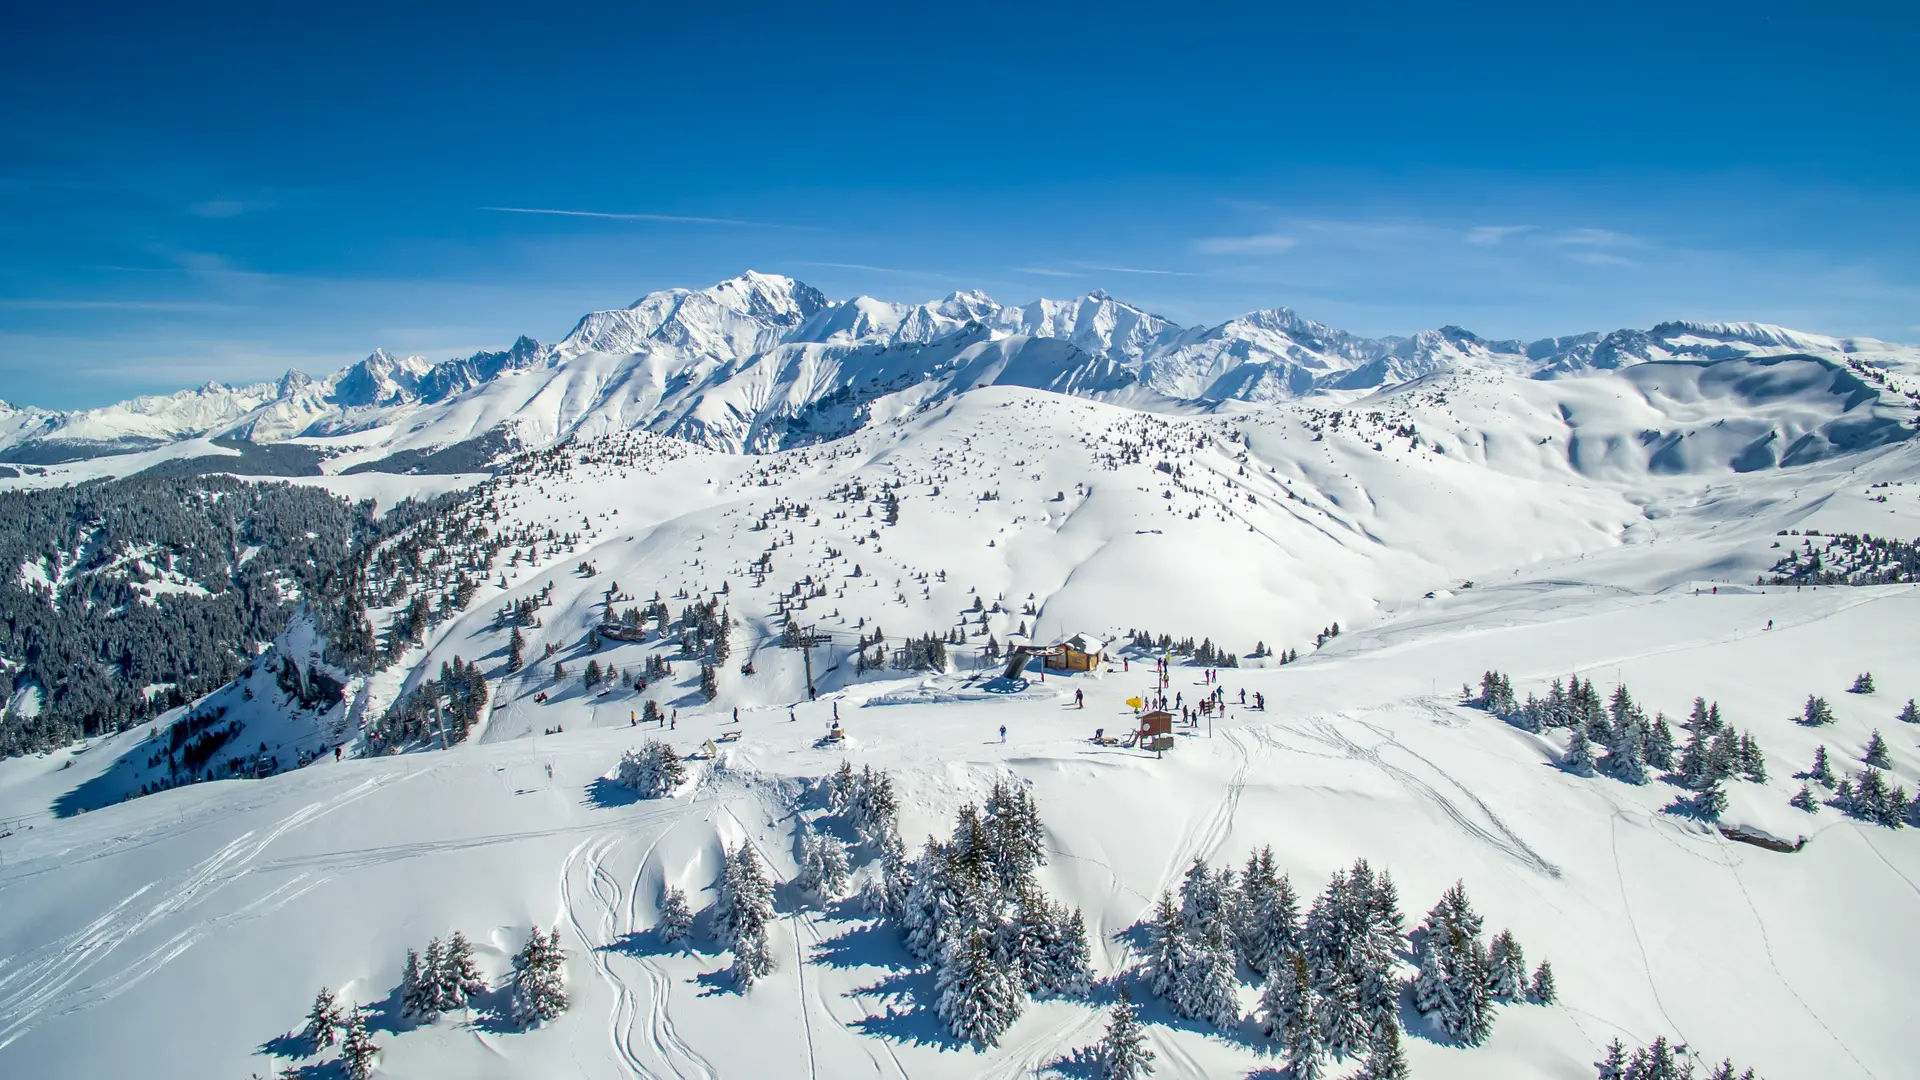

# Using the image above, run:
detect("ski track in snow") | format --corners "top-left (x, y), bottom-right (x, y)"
top-left (0, 772), bottom-right (398, 1051)
top-left (562, 789), bottom-right (722, 1080)
top-left (624, 793), bottom-right (718, 1080)
top-left (1292, 714), bottom-right (1562, 879)
top-left (566, 836), bottom-right (654, 1080)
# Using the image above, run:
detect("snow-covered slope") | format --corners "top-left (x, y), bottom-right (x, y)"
top-left (7, 273), bottom-right (1917, 472)
top-left (3, 367), bottom-right (1918, 1079)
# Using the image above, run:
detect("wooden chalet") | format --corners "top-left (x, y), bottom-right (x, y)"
top-left (1043, 632), bottom-right (1105, 672)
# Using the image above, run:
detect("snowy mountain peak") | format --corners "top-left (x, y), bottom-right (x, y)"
top-left (3, 271), bottom-right (1916, 469)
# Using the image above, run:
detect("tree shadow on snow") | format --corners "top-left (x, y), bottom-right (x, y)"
top-left (807, 917), bottom-right (913, 971)
top-left (266, 1061), bottom-right (346, 1080)
top-left (465, 984), bottom-right (526, 1035)
top-left (258, 1030), bottom-right (309, 1059)
top-left (1396, 986), bottom-right (1458, 1046)
top-left (358, 982), bottom-right (409, 1036)
top-left (1045, 1045), bottom-right (1107, 1079)
top-left (585, 776), bottom-right (640, 808)
top-left (1122, 987), bottom-right (1268, 1054)
top-left (693, 965), bottom-right (749, 997)
top-left (845, 996), bottom-right (967, 1050)
top-left (603, 925), bottom-right (701, 961)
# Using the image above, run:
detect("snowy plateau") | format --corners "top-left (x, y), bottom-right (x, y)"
top-left (2, 272), bottom-right (1920, 1080)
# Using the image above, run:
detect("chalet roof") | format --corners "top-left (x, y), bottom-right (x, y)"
top-left (1059, 632), bottom-right (1105, 654)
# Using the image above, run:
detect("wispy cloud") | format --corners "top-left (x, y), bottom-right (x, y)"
top-left (480, 206), bottom-right (816, 230)
top-left (791, 260), bottom-right (924, 275)
top-left (1567, 250), bottom-right (1635, 267)
top-left (1552, 227), bottom-right (1637, 247)
top-left (0, 298), bottom-right (238, 312)
top-left (1293, 219), bottom-right (1430, 241)
top-left (1012, 267), bottom-right (1084, 278)
top-left (1465, 224), bottom-right (1536, 246)
top-left (1194, 233), bottom-right (1297, 255)
top-left (1070, 262), bottom-right (1196, 277)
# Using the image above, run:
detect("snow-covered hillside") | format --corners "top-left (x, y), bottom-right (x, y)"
top-left (3, 338), bottom-right (1919, 1080)
top-left (5, 272), bottom-right (1916, 472)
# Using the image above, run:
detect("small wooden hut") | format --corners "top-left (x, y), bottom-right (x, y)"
top-left (1044, 632), bottom-right (1105, 672)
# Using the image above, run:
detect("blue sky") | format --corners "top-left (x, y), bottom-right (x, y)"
top-left (2, 1), bottom-right (1915, 408)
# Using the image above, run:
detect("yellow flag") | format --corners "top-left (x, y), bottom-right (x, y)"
top-left (1126, 696), bottom-right (1143, 710)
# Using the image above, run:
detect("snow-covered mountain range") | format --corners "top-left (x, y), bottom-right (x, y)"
top-left (5, 271), bottom-right (1916, 466)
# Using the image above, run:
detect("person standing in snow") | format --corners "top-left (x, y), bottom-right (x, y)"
top-left (1075, 689), bottom-right (1085, 708)
top-left (1000, 725), bottom-right (1007, 743)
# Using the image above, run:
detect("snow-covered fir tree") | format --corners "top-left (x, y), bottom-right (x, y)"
top-left (1696, 779), bottom-right (1728, 821)
top-left (1789, 783), bottom-right (1818, 812)
top-left (983, 778), bottom-right (1047, 894)
top-left (1234, 846), bottom-right (1299, 976)
top-left (1414, 881), bottom-right (1495, 1044)
top-left (1863, 729), bottom-right (1891, 768)
top-left (305, 985), bottom-right (343, 1050)
top-left (399, 946), bottom-right (435, 1023)
top-left (1807, 744), bottom-right (1836, 786)
top-left (615, 739), bottom-right (686, 798)
top-left (1477, 670), bottom-right (1518, 718)
top-left (1358, 1019), bottom-right (1410, 1080)
top-left (1679, 721), bottom-right (1712, 787)
top-left (902, 839), bottom-right (969, 962)
top-left (717, 844), bottom-right (777, 987)
top-left (795, 825), bottom-right (852, 900)
top-left (1563, 724), bottom-right (1596, 775)
top-left (1173, 917), bottom-right (1240, 1027)
top-left (1298, 859), bottom-right (1404, 1054)
top-left (1899, 699), bottom-right (1920, 725)
top-left (657, 886), bottom-right (694, 947)
top-left (1528, 959), bottom-right (1556, 1003)
top-left (1597, 1038), bottom-right (1631, 1080)
top-left (1262, 951), bottom-right (1325, 1079)
top-left (1738, 733), bottom-right (1768, 783)
top-left (1143, 891), bottom-right (1193, 1002)
top-left (826, 761), bottom-right (902, 847)
top-left (1487, 929), bottom-right (1526, 1000)
top-left (510, 925), bottom-right (569, 1026)
top-left (1850, 672), bottom-right (1875, 694)
top-left (1012, 883), bottom-right (1091, 998)
top-left (1178, 856), bottom-right (1235, 941)
top-left (439, 931), bottom-right (486, 1013)
top-left (339, 1006), bottom-right (379, 1080)
top-left (1802, 694), bottom-right (1835, 726)
top-left (1097, 985), bottom-right (1154, 1080)
top-left (935, 925), bottom-right (1023, 1047)
top-left (863, 826), bottom-right (912, 919)
top-left (1602, 718), bottom-right (1650, 785)
top-left (1647, 714), bottom-right (1676, 771)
